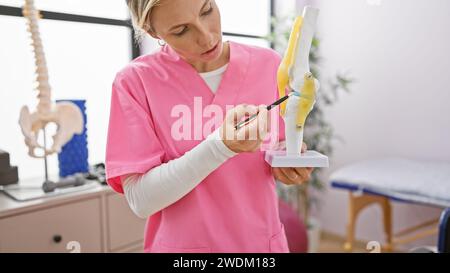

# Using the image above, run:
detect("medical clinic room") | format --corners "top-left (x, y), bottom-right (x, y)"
top-left (0, 0), bottom-right (449, 256)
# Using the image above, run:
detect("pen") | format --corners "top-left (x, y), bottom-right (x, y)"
top-left (234, 92), bottom-right (294, 130)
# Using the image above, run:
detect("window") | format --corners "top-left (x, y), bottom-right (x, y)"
top-left (217, 0), bottom-right (273, 47)
top-left (0, 0), bottom-right (129, 19)
top-left (217, 0), bottom-right (271, 37)
top-left (223, 35), bottom-right (270, 48)
top-left (0, 2), bottom-right (132, 180)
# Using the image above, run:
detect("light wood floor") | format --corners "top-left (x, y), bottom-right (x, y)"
top-left (318, 232), bottom-right (403, 253)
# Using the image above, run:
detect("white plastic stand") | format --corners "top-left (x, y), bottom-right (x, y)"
top-left (265, 150), bottom-right (329, 168)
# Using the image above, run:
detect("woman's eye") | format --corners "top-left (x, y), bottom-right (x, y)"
top-left (202, 4), bottom-right (213, 16)
top-left (174, 27), bottom-right (188, 36)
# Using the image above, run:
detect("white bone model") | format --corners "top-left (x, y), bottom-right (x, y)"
top-left (277, 6), bottom-right (320, 156)
top-left (18, 0), bottom-right (84, 158)
top-left (266, 6), bottom-right (328, 168)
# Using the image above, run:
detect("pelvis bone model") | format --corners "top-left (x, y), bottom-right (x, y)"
top-left (18, 0), bottom-right (84, 158)
top-left (277, 6), bottom-right (320, 156)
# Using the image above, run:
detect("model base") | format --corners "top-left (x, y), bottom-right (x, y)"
top-left (264, 150), bottom-right (329, 168)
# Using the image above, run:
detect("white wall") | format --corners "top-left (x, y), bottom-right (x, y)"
top-left (299, 0), bottom-right (450, 248)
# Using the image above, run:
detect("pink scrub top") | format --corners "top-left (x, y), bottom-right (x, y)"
top-left (105, 41), bottom-right (289, 253)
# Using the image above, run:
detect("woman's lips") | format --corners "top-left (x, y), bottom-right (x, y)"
top-left (202, 42), bottom-right (219, 55)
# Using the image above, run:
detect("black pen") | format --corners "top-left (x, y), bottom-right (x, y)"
top-left (234, 92), bottom-right (294, 130)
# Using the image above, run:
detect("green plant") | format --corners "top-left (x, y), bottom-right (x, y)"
top-left (266, 15), bottom-right (354, 224)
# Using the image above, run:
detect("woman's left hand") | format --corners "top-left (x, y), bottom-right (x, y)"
top-left (272, 142), bottom-right (314, 185)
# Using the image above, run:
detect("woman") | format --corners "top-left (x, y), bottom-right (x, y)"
top-left (106, 0), bottom-right (313, 253)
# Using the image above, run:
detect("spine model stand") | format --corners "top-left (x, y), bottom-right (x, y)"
top-left (277, 6), bottom-right (320, 156)
top-left (18, 0), bottom-right (84, 181)
top-left (265, 6), bottom-right (328, 168)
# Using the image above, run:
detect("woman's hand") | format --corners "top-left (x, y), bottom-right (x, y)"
top-left (272, 142), bottom-right (314, 185)
top-left (220, 104), bottom-right (270, 153)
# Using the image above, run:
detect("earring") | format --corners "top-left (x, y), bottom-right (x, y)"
top-left (158, 39), bottom-right (166, 46)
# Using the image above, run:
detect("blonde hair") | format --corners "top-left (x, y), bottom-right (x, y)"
top-left (127, 0), bottom-right (162, 42)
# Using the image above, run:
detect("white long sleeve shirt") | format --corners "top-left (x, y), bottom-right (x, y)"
top-left (122, 64), bottom-right (233, 219)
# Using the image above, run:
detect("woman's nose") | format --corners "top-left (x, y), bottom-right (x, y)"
top-left (196, 24), bottom-right (214, 48)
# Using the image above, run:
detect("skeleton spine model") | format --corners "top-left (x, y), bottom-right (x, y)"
top-left (19, 0), bottom-right (84, 158)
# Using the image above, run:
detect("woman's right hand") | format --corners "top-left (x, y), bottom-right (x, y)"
top-left (219, 104), bottom-right (270, 153)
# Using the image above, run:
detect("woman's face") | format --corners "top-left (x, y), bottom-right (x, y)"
top-left (151, 0), bottom-right (223, 64)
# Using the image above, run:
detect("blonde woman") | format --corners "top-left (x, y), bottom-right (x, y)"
top-left (105, 0), bottom-right (312, 253)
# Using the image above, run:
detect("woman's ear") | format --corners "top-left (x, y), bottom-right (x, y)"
top-left (147, 30), bottom-right (159, 40)
top-left (146, 28), bottom-right (165, 44)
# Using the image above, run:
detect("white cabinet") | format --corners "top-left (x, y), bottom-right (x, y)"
top-left (0, 198), bottom-right (102, 252)
top-left (0, 185), bottom-right (146, 253)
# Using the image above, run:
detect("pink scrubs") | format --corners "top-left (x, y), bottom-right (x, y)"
top-left (106, 41), bottom-right (289, 253)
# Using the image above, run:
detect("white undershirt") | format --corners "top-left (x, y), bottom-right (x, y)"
top-left (199, 63), bottom-right (228, 93)
top-left (122, 64), bottom-right (232, 219)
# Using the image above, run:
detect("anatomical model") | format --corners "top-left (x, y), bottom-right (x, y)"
top-left (17, 0), bottom-right (85, 189)
top-left (18, 0), bottom-right (84, 159)
top-left (265, 6), bottom-right (328, 168)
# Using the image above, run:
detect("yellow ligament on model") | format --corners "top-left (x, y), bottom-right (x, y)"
top-left (277, 16), bottom-right (303, 117)
top-left (296, 72), bottom-right (316, 129)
